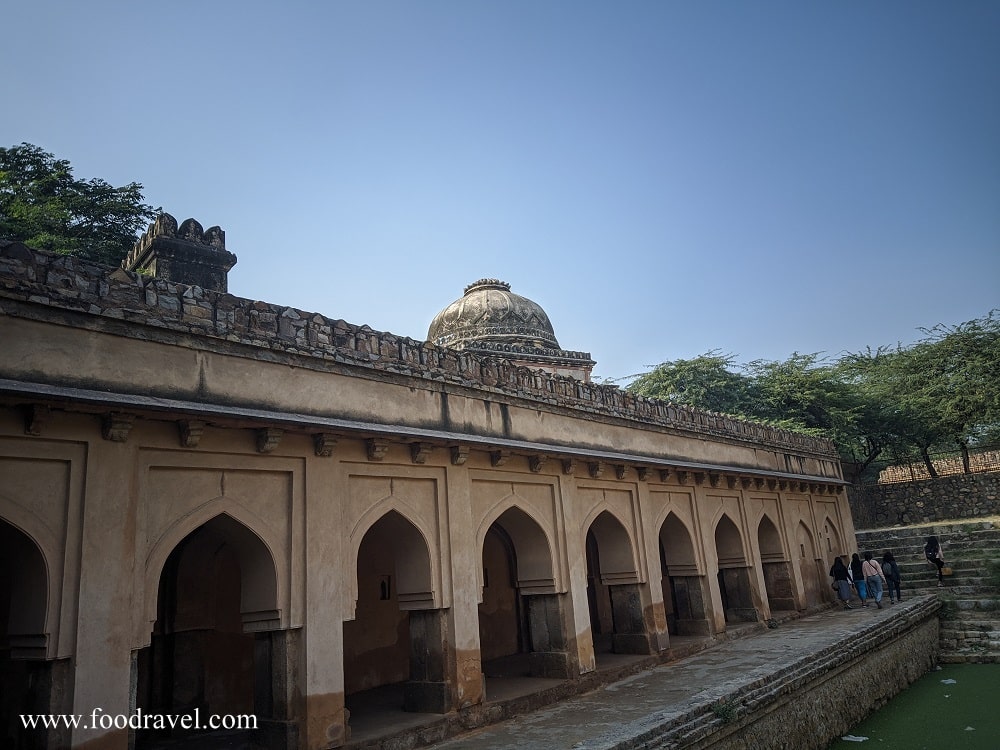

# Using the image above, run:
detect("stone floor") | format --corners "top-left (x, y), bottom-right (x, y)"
top-left (345, 599), bottom-right (926, 749)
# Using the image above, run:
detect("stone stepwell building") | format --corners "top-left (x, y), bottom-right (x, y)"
top-left (0, 217), bottom-right (853, 750)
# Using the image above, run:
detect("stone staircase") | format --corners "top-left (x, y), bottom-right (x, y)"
top-left (855, 518), bottom-right (1000, 663)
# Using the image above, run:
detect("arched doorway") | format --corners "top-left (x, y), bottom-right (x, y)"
top-left (757, 516), bottom-right (795, 612)
top-left (1, 518), bottom-right (55, 750)
top-left (136, 514), bottom-right (283, 748)
top-left (715, 516), bottom-right (759, 624)
top-left (344, 510), bottom-right (450, 719)
top-left (795, 521), bottom-right (824, 608)
top-left (585, 512), bottom-right (652, 654)
top-left (478, 507), bottom-right (571, 680)
top-left (658, 513), bottom-right (711, 636)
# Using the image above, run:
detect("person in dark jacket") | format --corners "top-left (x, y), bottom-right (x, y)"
top-left (924, 535), bottom-right (945, 586)
top-left (830, 555), bottom-right (854, 609)
top-left (882, 552), bottom-right (902, 603)
top-left (850, 552), bottom-right (868, 605)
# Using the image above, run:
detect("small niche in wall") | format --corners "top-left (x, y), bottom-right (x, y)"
top-left (379, 575), bottom-right (391, 601)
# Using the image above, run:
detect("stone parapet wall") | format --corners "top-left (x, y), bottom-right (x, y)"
top-left (849, 472), bottom-right (1000, 529)
top-left (0, 242), bottom-right (838, 459)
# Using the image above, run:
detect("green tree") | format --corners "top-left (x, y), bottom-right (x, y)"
top-left (0, 143), bottom-right (158, 266)
top-left (626, 351), bottom-right (752, 415)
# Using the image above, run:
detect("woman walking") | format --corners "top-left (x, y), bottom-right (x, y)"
top-left (830, 555), bottom-right (855, 610)
top-left (924, 535), bottom-right (945, 586)
top-left (850, 552), bottom-right (868, 605)
top-left (882, 552), bottom-right (902, 603)
top-left (862, 551), bottom-right (888, 608)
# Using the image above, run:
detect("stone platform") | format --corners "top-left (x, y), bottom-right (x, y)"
top-left (347, 596), bottom-right (940, 750)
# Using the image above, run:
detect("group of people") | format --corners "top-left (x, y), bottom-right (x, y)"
top-left (828, 535), bottom-right (946, 611)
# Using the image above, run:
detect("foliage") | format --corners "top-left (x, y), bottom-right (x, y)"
top-left (625, 311), bottom-right (1000, 483)
top-left (0, 143), bottom-right (158, 266)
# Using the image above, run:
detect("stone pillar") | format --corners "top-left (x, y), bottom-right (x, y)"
top-left (525, 594), bottom-right (574, 678)
top-left (71, 438), bottom-right (137, 749)
top-left (442, 465), bottom-right (485, 709)
top-left (609, 584), bottom-right (655, 654)
top-left (403, 610), bottom-right (453, 713)
top-left (670, 576), bottom-right (714, 636)
top-left (255, 629), bottom-right (301, 750)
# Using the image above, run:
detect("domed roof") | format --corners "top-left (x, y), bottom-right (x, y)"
top-left (428, 279), bottom-right (562, 350)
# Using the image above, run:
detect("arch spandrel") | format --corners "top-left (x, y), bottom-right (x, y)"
top-left (139, 499), bottom-right (287, 648)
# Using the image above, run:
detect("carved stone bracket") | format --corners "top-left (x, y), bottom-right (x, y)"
top-left (178, 419), bottom-right (206, 448)
top-left (778, 480), bottom-right (789, 491)
top-left (450, 445), bottom-right (469, 466)
top-left (588, 462), bottom-right (604, 479)
top-left (659, 469), bottom-right (671, 483)
top-left (367, 439), bottom-right (390, 461)
top-left (256, 427), bottom-right (283, 453)
top-left (410, 442), bottom-right (433, 464)
top-left (614, 464), bottom-right (628, 480)
top-left (102, 412), bottom-right (134, 443)
top-left (766, 478), bottom-right (777, 491)
top-left (726, 476), bottom-right (739, 490)
top-left (741, 477), bottom-right (753, 490)
top-left (529, 455), bottom-right (548, 473)
top-left (693, 472), bottom-right (706, 486)
top-left (636, 467), bottom-right (649, 481)
top-left (708, 472), bottom-right (722, 488)
top-left (676, 470), bottom-right (689, 485)
top-left (561, 458), bottom-right (576, 475)
top-left (490, 449), bottom-right (511, 467)
top-left (313, 433), bottom-right (337, 457)
top-left (24, 404), bottom-right (50, 436)
top-left (754, 478), bottom-right (765, 490)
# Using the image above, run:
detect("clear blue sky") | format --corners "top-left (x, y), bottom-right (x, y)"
top-left (4, 1), bottom-right (998, 381)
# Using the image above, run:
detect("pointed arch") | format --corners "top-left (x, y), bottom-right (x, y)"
top-left (0, 518), bottom-right (49, 658)
top-left (585, 510), bottom-right (639, 585)
top-left (714, 514), bottom-right (747, 568)
top-left (351, 509), bottom-right (434, 614)
top-left (476, 502), bottom-right (557, 596)
top-left (757, 515), bottom-right (784, 563)
top-left (142, 499), bottom-right (282, 640)
top-left (659, 512), bottom-right (699, 576)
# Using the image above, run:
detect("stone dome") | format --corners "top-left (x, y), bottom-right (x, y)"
top-left (427, 279), bottom-right (562, 350)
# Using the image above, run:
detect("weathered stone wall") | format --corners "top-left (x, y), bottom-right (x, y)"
top-left (0, 241), bottom-right (836, 459)
top-left (849, 472), bottom-right (1000, 529)
top-left (616, 597), bottom-right (940, 750)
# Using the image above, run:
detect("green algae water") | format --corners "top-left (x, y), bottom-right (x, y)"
top-left (827, 663), bottom-right (1000, 750)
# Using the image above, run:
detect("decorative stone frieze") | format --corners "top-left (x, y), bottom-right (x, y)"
top-left (256, 428), bottom-right (283, 453)
top-left (101, 412), bottom-right (134, 442)
top-left (313, 433), bottom-right (337, 457)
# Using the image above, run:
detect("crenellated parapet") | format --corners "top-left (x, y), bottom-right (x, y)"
top-left (123, 213), bottom-right (235, 293)
top-left (0, 240), bottom-right (839, 460)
